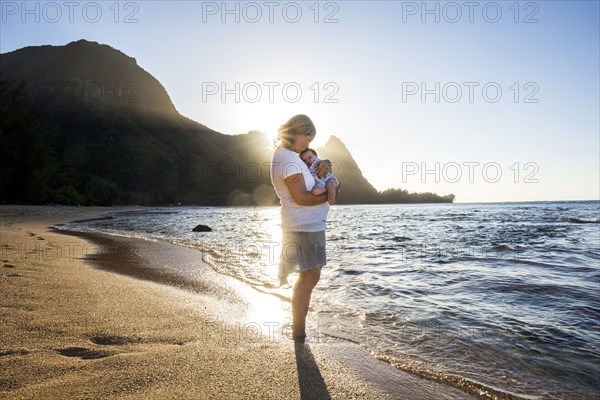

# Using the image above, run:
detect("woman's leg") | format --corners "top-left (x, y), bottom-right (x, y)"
top-left (292, 267), bottom-right (321, 339)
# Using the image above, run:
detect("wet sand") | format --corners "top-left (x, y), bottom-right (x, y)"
top-left (0, 205), bottom-right (476, 399)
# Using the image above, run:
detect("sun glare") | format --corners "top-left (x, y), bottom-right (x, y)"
top-left (235, 104), bottom-right (287, 144)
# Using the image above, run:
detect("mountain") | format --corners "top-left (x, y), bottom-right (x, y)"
top-left (0, 39), bottom-right (178, 118)
top-left (0, 40), bottom-right (454, 205)
top-left (317, 136), bottom-right (379, 204)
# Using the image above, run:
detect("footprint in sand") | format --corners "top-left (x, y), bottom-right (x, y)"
top-left (90, 334), bottom-right (186, 347)
top-left (0, 349), bottom-right (30, 357)
top-left (56, 347), bottom-right (113, 360)
top-left (90, 335), bottom-right (131, 346)
top-left (0, 379), bottom-right (21, 391)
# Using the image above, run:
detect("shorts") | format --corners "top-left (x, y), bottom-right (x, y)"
top-left (278, 230), bottom-right (327, 281)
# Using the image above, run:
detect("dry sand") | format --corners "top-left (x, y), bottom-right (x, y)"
top-left (0, 205), bottom-right (476, 399)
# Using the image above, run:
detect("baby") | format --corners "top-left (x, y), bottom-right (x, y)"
top-left (300, 148), bottom-right (339, 205)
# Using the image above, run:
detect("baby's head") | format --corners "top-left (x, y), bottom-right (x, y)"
top-left (300, 148), bottom-right (318, 168)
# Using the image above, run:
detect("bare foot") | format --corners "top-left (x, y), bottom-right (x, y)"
top-left (292, 324), bottom-right (306, 342)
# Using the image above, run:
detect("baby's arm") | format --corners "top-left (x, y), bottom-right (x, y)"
top-left (315, 159), bottom-right (333, 179)
top-left (311, 187), bottom-right (327, 195)
top-left (310, 171), bottom-right (327, 195)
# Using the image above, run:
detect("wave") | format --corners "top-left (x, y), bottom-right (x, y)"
top-left (68, 216), bottom-right (115, 224)
top-left (389, 236), bottom-right (413, 242)
top-left (569, 217), bottom-right (600, 224)
top-left (374, 354), bottom-right (534, 400)
top-left (493, 244), bottom-right (513, 252)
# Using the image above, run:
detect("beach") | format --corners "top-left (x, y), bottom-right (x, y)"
top-left (0, 205), bottom-right (476, 399)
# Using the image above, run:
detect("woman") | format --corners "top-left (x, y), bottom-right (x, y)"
top-left (270, 114), bottom-right (335, 342)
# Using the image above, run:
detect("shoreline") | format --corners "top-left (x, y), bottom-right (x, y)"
top-left (1, 205), bottom-right (476, 399)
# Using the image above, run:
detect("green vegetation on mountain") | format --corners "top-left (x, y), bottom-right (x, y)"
top-left (0, 40), bottom-right (454, 205)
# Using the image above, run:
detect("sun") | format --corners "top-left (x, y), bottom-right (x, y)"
top-left (234, 102), bottom-right (332, 151)
top-left (237, 103), bottom-right (301, 146)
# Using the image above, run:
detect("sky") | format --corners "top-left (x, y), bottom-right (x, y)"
top-left (1, 0), bottom-right (599, 203)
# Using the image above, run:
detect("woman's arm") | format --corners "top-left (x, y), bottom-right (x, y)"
top-left (284, 173), bottom-right (328, 206)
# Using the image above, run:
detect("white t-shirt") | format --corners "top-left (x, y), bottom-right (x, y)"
top-left (270, 147), bottom-right (330, 232)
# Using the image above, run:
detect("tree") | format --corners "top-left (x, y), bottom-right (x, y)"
top-left (0, 80), bottom-right (50, 203)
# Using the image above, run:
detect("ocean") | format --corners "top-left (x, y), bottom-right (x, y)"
top-left (56, 201), bottom-right (600, 399)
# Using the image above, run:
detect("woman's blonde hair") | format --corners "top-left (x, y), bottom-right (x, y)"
top-left (275, 114), bottom-right (316, 149)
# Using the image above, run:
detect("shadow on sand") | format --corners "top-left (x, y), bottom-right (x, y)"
top-left (294, 341), bottom-right (331, 399)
